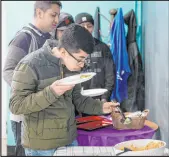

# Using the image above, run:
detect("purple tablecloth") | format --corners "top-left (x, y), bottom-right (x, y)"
top-left (77, 117), bottom-right (156, 146)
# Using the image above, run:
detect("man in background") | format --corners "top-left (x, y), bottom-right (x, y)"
top-left (54, 12), bottom-right (74, 40)
top-left (75, 12), bottom-right (115, 116)
top-left (3, 1), bottom-right (62, 155)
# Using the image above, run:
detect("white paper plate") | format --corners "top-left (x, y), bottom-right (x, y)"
top-left (59, 72), bottom-right (96, 85)
top-left (81, 88), bottom-right (108, 97)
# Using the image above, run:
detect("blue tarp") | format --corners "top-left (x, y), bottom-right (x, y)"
top-left (110, 8), bottom-right (131, 103)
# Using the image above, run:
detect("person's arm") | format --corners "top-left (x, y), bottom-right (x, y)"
top-left (72, 84), bottom-right (120, 115)
top-left (9, 63), bottom-right (60, 115)
top-left (72, 84), bottom-right (104, 115)
top-left (3, 32), bottom-right (31, 86)
top-left (101, 57), bottom-right (115, 101)
top-left (101, 45), bottom-right (115, 101)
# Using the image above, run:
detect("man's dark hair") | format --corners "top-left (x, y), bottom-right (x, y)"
top-left (34, 1), bottom-right (62, 17)
top-left (58, 24), bottom-right (94, 54)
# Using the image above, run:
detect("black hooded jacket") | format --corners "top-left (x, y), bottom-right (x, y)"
top-left (121, 9), bottom-right (145, 112)
top-left (81, 38), bottom-right (115, 101)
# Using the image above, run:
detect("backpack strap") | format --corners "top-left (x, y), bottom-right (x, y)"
top-left (8, 25), bottom-right (41, 53)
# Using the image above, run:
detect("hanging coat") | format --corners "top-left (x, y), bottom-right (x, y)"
top-left (110, 8), bottom-right (131, 103)
top-left (94, 7), bottom-right (101, 40)
top-left (120, 9), bottom-right (145, 112)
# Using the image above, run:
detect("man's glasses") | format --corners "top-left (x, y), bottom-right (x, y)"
top-left (65, 48), bottom-right (88, 66)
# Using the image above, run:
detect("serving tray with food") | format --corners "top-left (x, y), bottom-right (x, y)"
top-left (114, 139), bottom-right (166, 156)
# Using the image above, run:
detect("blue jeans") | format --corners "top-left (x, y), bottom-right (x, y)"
top-left (24, 140), bottom-right (78, 156)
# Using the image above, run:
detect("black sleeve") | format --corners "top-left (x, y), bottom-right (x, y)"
top-left (101, 57), bottom-right (115, 101)
top-left (3, 32), bottom-right (31, 86)
top-left (99, 42), bottom-right (115, 101)
top-left (102, 43), bottom-right (113, 59)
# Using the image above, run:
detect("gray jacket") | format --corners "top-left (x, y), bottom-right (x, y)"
top-left (3, 23), bottom-right (51, 86)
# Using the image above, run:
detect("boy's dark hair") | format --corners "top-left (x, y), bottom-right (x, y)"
top-left (58, 24), bottom-right (94, 54)
top-left (34, 1), bottom-right (62, 17)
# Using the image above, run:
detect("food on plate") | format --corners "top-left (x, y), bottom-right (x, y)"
top-left (119, 141), bottom-right (164, 151)
top-left (80, 74), bottom-right (91, 79)
top-left (125, 109), bottom-right (150, 118)
top-left (123, 117), bottom-right (132, 125)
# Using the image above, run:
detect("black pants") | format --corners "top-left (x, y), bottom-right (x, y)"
top-left (11, 120), bottom-right (25, 156)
